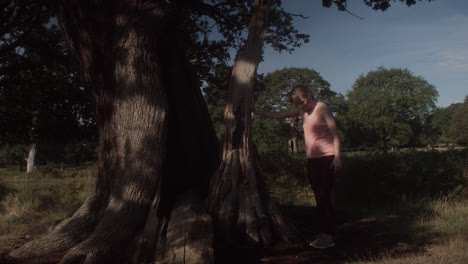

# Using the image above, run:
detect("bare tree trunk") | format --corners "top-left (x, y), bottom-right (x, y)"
top-left (207, 0), bottom-right (298, 247)
top-left (288, 137), bottom-right (299, 153)
top-left (9, 1), bottom-right (219, 263)
top-left (25, 143), bottom-right (36, 173)
top-left (288, 117), bottom-right (299, 153)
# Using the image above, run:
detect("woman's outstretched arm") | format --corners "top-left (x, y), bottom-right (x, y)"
top-left (253, 107), bottom-right (301, 119)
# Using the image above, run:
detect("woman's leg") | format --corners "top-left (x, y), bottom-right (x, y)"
top-left (307, 155), bottom-right (335, 235)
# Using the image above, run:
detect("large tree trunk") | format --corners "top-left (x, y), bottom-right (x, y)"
top-left (9, 1), bottom-right (219, 263)
top-left (207, 0), bottom-right (298, 247)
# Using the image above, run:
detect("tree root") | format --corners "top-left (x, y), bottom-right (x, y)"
top-left (8, 189), bottom-right (109, 261)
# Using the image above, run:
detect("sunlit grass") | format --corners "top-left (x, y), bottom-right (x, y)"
top-left (348, 198), bottom-right (468, 264)
top-left (418, 198), bottom-right (468, 236)
top-left (0, 165), bottom-right (96, 237)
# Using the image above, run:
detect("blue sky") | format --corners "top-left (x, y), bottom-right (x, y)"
top-left (258, 0), bottom-right (468, 107)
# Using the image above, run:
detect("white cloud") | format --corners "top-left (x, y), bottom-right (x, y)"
top-left (437, 47), bottom-right (468, 73)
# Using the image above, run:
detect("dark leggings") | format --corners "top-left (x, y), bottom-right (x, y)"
top-left (307, 155), bottom-right (335, 235)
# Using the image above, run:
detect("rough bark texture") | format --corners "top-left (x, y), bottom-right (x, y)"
top-left (207, 0), bottom-right (299, 247)
top-left (9, 1), bottom-right (219, 263)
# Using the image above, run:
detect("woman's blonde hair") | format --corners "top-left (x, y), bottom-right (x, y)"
top-left (290, 84), bottom-right (315, 104)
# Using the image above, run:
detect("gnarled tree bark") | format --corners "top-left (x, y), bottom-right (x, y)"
top-left (9, 1), bottom-right (219, 263)
top-left (207, 0), bottom-right (299, 247)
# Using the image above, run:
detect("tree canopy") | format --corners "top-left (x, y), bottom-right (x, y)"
top-left (431, 103), bottom-right (462, 146)
top-left (450, 95), bottom-right (468, 145)
top-left (345, 67), bottom-right (438, 152)
top-left (0, 1), bottom-right (96, 165)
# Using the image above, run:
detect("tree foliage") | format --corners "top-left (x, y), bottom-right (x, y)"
top-left (345, 67), bottom-right (438, 152)
top-left (450, 95), bottom-right (468, 145)
top-left (0, 1), bottom-right (96, 165)
top-left (431, 103), bottom-right (462, 145)
top-left (323, 0), bottom-right (432, 12)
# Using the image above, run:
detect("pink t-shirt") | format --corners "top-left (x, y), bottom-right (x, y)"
top-left (302, 102), bottom-right (335, 158)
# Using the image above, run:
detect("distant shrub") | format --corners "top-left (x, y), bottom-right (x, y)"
top-left (0, 144), bottom-right (26, 169)
top-left (63, 141), bottom-right (99, 165)
top-left (37, 163), bottom-right (54, 174)
top-left (333, 149), bottom-right (467, 210)
top-left (258, 149), bottom-right (467, 209)
top-left (37, 163), bottom-right (64, 178)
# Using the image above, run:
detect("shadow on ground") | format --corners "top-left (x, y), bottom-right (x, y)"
top-left (1, 204), bottom-right (442, 264)
top-left (216, 204), bottom-right (441, 264)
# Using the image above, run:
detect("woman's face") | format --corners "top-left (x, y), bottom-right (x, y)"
top-left (295, 93), bottom-right (315, 112)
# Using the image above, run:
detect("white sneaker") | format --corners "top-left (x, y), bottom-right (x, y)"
top-left (309, 233), bottom-right (335, 249)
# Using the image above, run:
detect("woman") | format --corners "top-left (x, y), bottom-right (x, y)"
top-left (253, 84), bottom-right (342, 249)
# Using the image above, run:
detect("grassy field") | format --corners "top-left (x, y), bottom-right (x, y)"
top-left (367, 198), bottom-right (468, 264)
top-left (0, 148), bottom-right (467, 263)
top-left (0, 163), bottom-right (96, 239)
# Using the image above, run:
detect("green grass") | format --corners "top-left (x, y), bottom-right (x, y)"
top-left (349, 198), bottom-right (468, 264)
top-left (0, 164), bottom-right (96, 236)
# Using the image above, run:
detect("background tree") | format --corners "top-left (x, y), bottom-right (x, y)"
top-left (0, 0), bottom-right (96, 168)
top-left (253, 67), bottom-right (337, 153)
top-left (431, 103), bottom-right (462, 146)
top-left (450, 95), bottom-right (468, 145)
top-left (345, 67), bottom-right (438, 153)
top-left (0, 144), bottom-right (26, 169)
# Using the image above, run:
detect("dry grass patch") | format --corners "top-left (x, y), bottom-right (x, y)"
top-left (0, 165), bottom-right (96, 237)
top-left (348, 198), bottom-right (468, 264)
